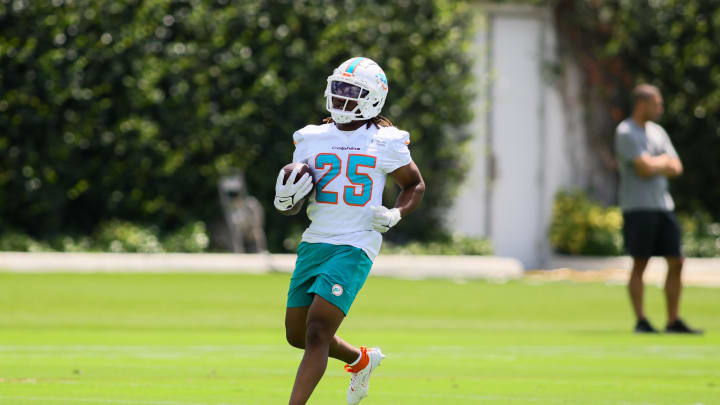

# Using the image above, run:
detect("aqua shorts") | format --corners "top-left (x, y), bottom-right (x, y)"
top-left (287, 242), bottom-right (373, 315)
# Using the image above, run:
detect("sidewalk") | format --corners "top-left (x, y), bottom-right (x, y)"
top-left (2, 252), bottom-right (717, 287)
top-left (535, 255), bottom-right (720, 287)
top-left (0, 252), bottom-right (524, 281)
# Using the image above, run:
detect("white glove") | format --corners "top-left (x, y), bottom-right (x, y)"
top-left (274, 165), bottom-right (313, 211)
top-left (371, 206), bottom-right (402, 233)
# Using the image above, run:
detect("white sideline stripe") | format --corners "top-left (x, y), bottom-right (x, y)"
top-left (0, 393), bottom-right (661, 405)
top-left (0, 345), bottom-right (283, 352)
top-left (0, 396), bottom-right (241, 405)
top-left (0, 394), bottom-right (663, 405)
top-left (382, 391), bottom-right (663, 405)
top-left (3, 343), bottom-right (717, 356)
top-left (375, 390), bottom-right (663, 405)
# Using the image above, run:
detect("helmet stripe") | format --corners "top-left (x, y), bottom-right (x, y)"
top-left (345, 57), bottom-right (365, 74)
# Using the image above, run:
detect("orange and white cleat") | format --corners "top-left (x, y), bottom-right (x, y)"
top-left (345, 346), bottom-right (385, 404)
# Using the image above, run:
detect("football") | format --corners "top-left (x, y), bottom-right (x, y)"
top-left (282, 162), bottom-right (314, 192)
top-left (278, 162), bottom-right (314, 216)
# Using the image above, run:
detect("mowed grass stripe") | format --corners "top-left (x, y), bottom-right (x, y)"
top-left (0, 395), bottom-right (241, 405)
top-left (0, 272), bottom-right (718, 404)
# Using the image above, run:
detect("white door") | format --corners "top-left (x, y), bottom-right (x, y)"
top-left (488, 15), bottom-right (543, 268)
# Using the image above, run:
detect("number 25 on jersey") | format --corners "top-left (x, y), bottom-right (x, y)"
top-left (315, 153), bottom-right (376, 206)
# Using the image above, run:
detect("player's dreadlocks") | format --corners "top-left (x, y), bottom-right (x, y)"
top-left (323, 115), bottom-right (394, 129)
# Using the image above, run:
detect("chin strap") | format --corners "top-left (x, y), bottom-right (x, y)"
top-left (331, 112), bottom-right (354, 124)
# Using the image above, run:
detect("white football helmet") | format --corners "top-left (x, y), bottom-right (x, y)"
top-left (325, 57), bottom-right (389, 124)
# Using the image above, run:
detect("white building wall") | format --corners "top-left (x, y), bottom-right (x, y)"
top-left (446, 13), bottom-right (489, 237)
top-left (447, 4), bottom-right (589, 268)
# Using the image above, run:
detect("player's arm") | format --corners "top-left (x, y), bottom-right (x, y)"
top-left (665, 155), bottom-right (683, 177)
top-left (632, 153), bottom-right (682, 178)
top-left (370, 161), bottom-right (425, 233)
top-left (389, 161), bottom-right (425, 217)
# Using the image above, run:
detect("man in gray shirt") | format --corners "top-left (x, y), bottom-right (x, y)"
top-left (615, 84), bottom-right (701, 334)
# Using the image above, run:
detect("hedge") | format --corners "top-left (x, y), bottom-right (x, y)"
top-left (0, 0), bottom-right (475, 251)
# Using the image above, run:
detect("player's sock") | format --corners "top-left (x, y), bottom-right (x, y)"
top-left (344, 347), bottom-right (369, 372)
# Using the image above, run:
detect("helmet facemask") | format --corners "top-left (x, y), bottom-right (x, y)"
top-left (325, 80), bottom-right (371, 124)
top-left (324, 57), bottom-right (388, 124)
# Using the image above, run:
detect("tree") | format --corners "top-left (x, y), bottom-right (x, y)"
top-left (555, 0), bottom-right (720, 219)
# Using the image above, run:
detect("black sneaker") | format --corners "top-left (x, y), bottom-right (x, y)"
top-left (634, 318), bottom-right (659, 334)
top-left (665, 319), bottom-right (704, 335)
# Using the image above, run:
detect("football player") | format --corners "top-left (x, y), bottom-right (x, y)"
top-left (275, 57), bottom-right (425, 405)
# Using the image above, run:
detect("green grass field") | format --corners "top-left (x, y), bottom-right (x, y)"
top-left (0, 272), bottom-right (718, 405)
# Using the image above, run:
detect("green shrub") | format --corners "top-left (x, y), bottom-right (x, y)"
top-left (281, 230), bottom-right (492, 256)
top-left (0, 0), bottom-right (475, 251)
top-left (550, 190), bottom-right (623, 256)
top-left (1, 221), bottom-right (211, 253)
top-left (49, 235), bottom-right (94, 252)
top-left (281, 224), bottom-right (307, 252)
top-left (678, 212), bottom-right (720, 258)
top-left (163, 221), bottom-right (209, 253)
top-left (381, 233), bottom-right (493, 256)
top-left (94, 220), bottom-right (163, 253)
top-left (0, 231), bottom-right (52, 252)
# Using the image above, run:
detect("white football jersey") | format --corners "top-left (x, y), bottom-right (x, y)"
top-left (292, 123), bottom-right (412, 260)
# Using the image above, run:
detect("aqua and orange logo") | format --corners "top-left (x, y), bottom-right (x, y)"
top-left (342, 57), bottom-right (365, 77)
top-left (376, 73), bottom-right (388, 90)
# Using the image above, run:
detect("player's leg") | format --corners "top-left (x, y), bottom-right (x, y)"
top-left (629, 257), bottom-right (649, 321)
top-left (623, 211), bottom-right (657, 332)
top-left (287, 243), bottom-right (381, 404)
top-left (286, 242), bottom-right (359, 361)
top-left (658, 213), bottom-right (702, 333)
top-left (302, 248), bottom-right (383, 405)
top-left (286, 300), bottom-right (383, 405)
top-left (285, 306), bottom-right (309, 349)
top-left (663, 255), bottom-right (683, 324)
top-left (288, 294), bottom-right (348, 405)
top-left (285, 305), bottom-right (360, 363)
top-left (656, 211), bottom-right (683, 324)
top-left (663, 257), bottom-right (701, 333)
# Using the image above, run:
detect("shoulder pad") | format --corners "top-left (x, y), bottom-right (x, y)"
top-left (293, 123), bottom-right (333, 145)
top-left (375, 126), bottom-right (410, 145)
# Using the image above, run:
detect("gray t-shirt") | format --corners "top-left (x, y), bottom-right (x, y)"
top-left (615, 118), bottom-right (678, 212)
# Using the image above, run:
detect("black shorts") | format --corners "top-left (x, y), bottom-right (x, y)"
top-left (622, 210), bottom-right (683, 258)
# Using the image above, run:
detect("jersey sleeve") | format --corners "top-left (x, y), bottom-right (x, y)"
top-left (615, 129), bottom-right (643, 162)
top-left (292, 131), bottom-right (312, 163)
top-left (660, 128), bottom-right (679, 159)
top-left (378, 129), bottom-right (412, 173)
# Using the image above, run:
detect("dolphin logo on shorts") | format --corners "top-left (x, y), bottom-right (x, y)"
top-left (331, 284), bottom-right (344, 296)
